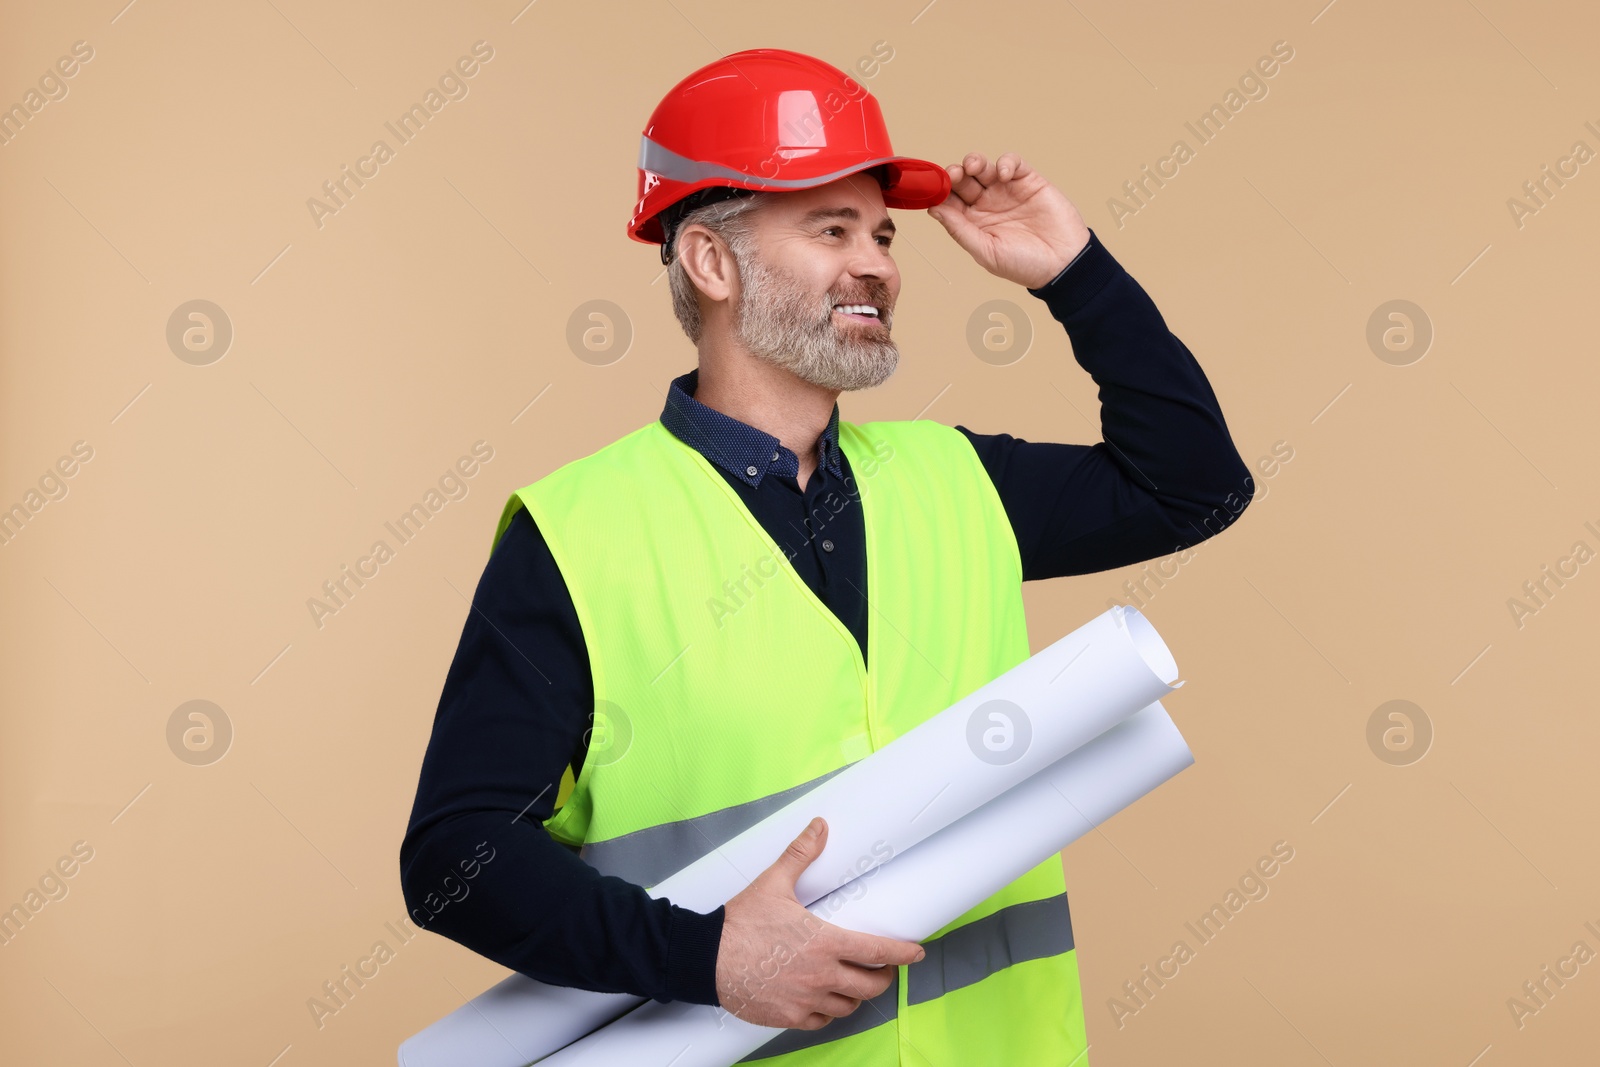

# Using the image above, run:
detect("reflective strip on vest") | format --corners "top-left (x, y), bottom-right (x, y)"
top-left (907, 891), bottom-right (1075, 1005)
top-left (737, 892), bottom-right (1076, 1060)
top-left (580, 764), bottom-right (852, 886)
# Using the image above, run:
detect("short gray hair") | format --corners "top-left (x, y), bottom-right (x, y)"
top-left (665, 193), bottom-right (775, 344)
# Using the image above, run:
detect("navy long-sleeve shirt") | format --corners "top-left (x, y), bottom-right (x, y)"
top-left (399, 227), bottom-right (1253, 1007)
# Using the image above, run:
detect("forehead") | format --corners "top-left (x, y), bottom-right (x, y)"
top-left (761, 173), bottom-right (893, 231)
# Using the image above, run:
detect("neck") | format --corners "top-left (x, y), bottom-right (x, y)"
top-left (692, 351), bottom-right (837, 467)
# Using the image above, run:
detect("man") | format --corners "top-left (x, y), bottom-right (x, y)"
top-left (401, 48), bottom-right (1253, 1065)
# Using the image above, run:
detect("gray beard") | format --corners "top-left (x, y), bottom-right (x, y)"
top-left (732, 254), bottom-right (899, 392)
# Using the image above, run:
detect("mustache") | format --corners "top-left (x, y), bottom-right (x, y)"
top-left (827, 287), bottom-right (894, 323)
top-left (830, 287), bottom-right (892, 308)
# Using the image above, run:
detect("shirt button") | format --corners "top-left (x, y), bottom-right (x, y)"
top-left (821, 539), bottom-right (835, 553)
top-left (746, 465), bottom-right (759, 477)
top-left (771, 451), bottom-right (779, 462)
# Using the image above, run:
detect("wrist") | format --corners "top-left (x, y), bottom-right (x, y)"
top-left (1026, 229), bottom-right (1119, 316)
top-left (1026, 231), bottom-right (1094, 292)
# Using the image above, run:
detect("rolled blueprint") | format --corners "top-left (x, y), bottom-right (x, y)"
top-left (536, 700), bottom-right (1194, 1066)
top-left (399, 605), bottom-right (1180, 1067)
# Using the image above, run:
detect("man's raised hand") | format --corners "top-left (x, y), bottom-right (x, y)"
top-left (928, 151), bottom-right (1092, 290)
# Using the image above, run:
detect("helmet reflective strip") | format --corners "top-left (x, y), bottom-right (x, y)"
top-left (640, 135), bottom-right (902, 190)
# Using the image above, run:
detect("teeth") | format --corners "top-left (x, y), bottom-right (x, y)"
top-left (834, 304), bottom-right (878, 316)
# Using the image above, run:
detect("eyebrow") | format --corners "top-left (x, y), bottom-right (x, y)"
top-left (796, 205), bottom-right (896, 235)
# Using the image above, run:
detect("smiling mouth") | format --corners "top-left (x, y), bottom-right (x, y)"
top-left (833, 304), bottom-right (885, 325)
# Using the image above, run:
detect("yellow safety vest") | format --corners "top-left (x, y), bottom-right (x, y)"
top-left (493, 416), bottom-right (1090, 1065)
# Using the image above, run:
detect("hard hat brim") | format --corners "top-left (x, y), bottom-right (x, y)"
top-left (873, 157), bottom-right (954, 210)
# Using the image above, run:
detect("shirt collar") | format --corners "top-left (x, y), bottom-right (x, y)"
top-left (660, 367), bottom-right (844, 487)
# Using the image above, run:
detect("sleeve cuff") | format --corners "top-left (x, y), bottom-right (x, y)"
top-left (1025, 228), bottom-right (1121, 317)
top-left (662, 903), bottom-right (726, 1005)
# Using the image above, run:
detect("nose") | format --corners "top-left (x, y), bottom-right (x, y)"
top-left (849, 236), bottom-right (893, 273)
top-left (844, 234), bottom-right (897, 292)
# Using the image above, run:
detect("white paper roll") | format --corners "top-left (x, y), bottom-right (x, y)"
top-left (399, 605), bottom-right (1180, 1067)
top-left (535, 701), bottom-right (1194, 1066)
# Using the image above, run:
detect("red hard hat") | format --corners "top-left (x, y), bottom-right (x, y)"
top-left (628, 48), bottom-right (951, 258)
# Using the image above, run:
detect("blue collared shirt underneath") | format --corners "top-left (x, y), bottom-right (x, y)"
top-left (661, 366), bottom-right (845, 487)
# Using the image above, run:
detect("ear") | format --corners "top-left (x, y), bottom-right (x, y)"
top-left (676, 226), bottom-right (737, 305)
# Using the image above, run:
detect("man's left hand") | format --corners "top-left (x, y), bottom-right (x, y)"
top-left (928, 152), bottom-right (1092, 290)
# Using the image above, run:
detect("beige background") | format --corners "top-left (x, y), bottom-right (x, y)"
top-left (3, 0), bottom-right (1597, 1063)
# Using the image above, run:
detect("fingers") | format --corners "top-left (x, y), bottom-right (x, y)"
top-left (836, 959), bottom-right (898, 1001)
top-left (997, 152), bottom-right (1030, 182)
top-left (927, 192), bottom-right (982, 254)
top-left (756, 994), bottom-right (858, 1031)
top-left (947, 152), bottom-right (1031, 204)
top-left (835, 927), bottom-right (925, 969)
top-left (816, 991), bottom-right (864, 1019)
top-left (764, 816), bottom-right (827, 892)
top-left (947, 155), bottom-right (986, 204)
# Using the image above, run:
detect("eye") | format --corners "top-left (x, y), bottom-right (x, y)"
top-left (821, 226), bottom-right (893, 248)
